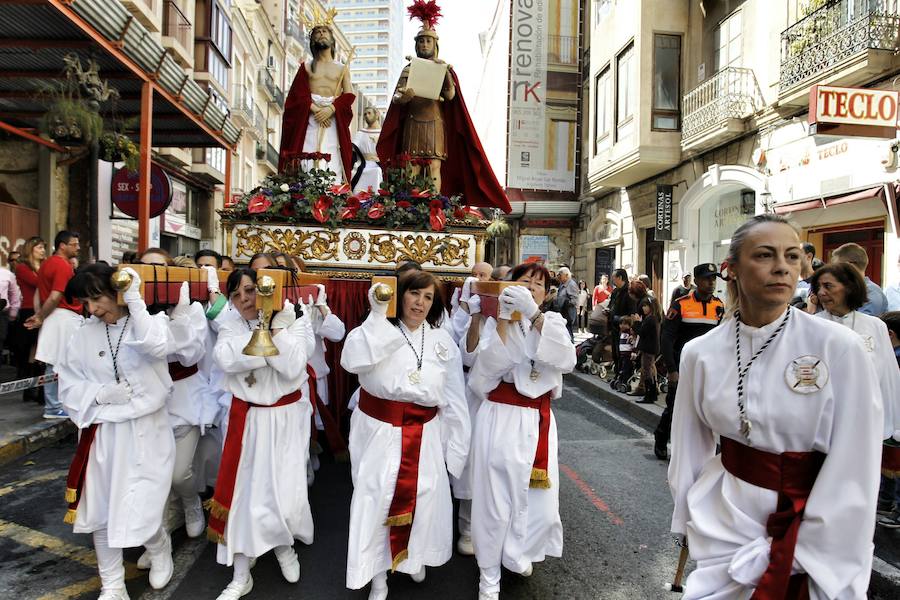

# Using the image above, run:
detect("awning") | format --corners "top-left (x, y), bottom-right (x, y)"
top-left (773, 185), bottom-right (887, 214)
top-left (508, 200), bottom-right (581, 218)
top-left (773, 183), bottom-right (900, 236)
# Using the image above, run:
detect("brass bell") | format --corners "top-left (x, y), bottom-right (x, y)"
top-left (111, 269), bottom-right (133, 292)
top-left (243, 275), bottom-right (280, 357)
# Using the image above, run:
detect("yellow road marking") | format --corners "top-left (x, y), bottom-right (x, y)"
top-left (0, 518), bottom-right (142, 599)
top-left (0, 470), bottom-right (67, 498)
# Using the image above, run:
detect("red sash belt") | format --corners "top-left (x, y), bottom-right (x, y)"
top-left (487, 382), bottom-right (552, 489)
top-left (63, 424), bottom-right (99, 525)
top-left (168, 361), bottom-right (199, 382)
top-left (358, 389), bottom-right (437, 571)
top-left (720, 437), bottom-right (825, 600)
top-left (206, 389), bottom-right (302, 544)
top-left (882, 441), bottom-right (900, 477)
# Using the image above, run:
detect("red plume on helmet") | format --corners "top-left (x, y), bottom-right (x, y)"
top-left (407, 0), bottom-right (442, 30)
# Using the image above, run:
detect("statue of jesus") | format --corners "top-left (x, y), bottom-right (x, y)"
top-left (279, 21), bottom-right (355, 182)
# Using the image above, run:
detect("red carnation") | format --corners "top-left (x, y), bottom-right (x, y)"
top-left (247, 194), bottom-right (272, 214)
top-left (312, 195), bottom-right (332, 223)
top-left (396, 200), bottom-right (412, 209)
top-left (397, 152), bottom-right (412, 164)
top-left (367, 203), bottom-right (386, 219)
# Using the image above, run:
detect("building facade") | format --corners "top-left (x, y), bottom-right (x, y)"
top-left (327, 0), bottom-right (405, 112)
top-left (579, 0), bottom-right (900, 304)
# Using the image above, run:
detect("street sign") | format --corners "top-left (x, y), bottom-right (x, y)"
top-left (110, 165), bottom-right (172, 219)
top-left (655, 184), bottom-right (673, 241)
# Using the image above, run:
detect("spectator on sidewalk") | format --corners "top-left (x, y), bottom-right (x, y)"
top-left (832, 242), bottom-right (887, 316)
top-left (0, 259), bottom-right (21, 362)
top-left (794, 242), bottom-right (817, 302)
top-left (576, 280), bottom-right (590, 333)
top-left (555, 267), bottom-right (579, 341)
top-left (637, 274), bottom-right (655, 299)
top-left (669, 273), bottom-right (695, 307)
top-left (24, 231), bottom-right (84, 419)
top-left (608, 268), bottom-right (636, 373)
top-left (634, 297), bottom-right (659, 405)
top-left (13, 237), bottom-right (45, 402)
top-left (593, 274), bottom-right (612, 306)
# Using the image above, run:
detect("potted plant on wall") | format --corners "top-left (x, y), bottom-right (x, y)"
top-left (40, 53), bottom-right (119, 146)
top-left (98, 131), bottom-right (139, 172)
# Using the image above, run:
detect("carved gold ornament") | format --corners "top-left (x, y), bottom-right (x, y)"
top-left (235, 226), bottom-right (339, 261)
top-left (367, 233), bottom-right (470, 267)
top-left (342, 232), bottom-right (367, 260)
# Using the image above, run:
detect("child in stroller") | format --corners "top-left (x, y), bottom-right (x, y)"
top-left (611, 316), bottom-right (636, 392)
top-left (577, 302), bottom-right (615, 379)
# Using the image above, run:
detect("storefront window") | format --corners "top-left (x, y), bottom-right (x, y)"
top-left (697, 187), bottom-right (755, 266)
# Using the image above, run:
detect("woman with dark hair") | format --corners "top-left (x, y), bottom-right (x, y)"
top-left (669, 214), bottom-right (883, 598)
top-left (57, 264), bottom-right (176, 599)
top-left (341, 270), bottom-right (469, 600)
top-left (812, 263), bottom-right (900, 457)
top-left (467, 262), bottom-right (576, 600)
top-left (576, 279), bottom-right (589, 333)
top-left (248, 253), bottom-right (276, 272)
top-left (14, 236), bottom-right (45, 402)
top-left (209, 267), bottom-right (316, 600)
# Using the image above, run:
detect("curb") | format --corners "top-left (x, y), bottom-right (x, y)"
top-left (565, 371), bottom-right (664, 430)
top-left (0, 419), bottom-right (75, 467)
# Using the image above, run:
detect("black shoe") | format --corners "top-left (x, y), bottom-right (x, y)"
top-left (653, 436), bottom-right (668, 460)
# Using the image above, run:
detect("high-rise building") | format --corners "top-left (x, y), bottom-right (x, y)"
top-left (327, 0), bottom-right (405, 111)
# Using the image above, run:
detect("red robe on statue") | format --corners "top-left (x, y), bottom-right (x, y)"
top-left (279, 63), bottom-right (355, 177)
top-left (377, 68), bottom-right (511, 213)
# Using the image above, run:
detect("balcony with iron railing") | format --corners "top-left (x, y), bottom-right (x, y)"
top-left (258, 69), bottom-right (276, 100)
top-left (256, 141), bottom-right (279, 171)
top-left (548, 35), bottom-right (578, 67)
top-left (682, 67), bottom-right (764, 152)
top-left (273, 87), bottom-right (285, 108)
top-left (780, 0), bottom-right (900, 93)
top-left (162, 0), bottom-right (192, 67)
top-left (285, 20), bottom-right (303, 44)
top-left (231, 84), bottom-right (255, 129)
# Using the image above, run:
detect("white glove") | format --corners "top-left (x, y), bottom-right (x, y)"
top-left (501, 285), bottom-right (539, 320)
top-left (202, 265), bottom-right (220, 294)
top-left (170, 282), bottom-right (190, 320)
top-left (460, 276), bottom-right (478, 302)
top-left (315, 284), bottom-right (327, 307)
top-left (464, 293), bottom-right (481, 315)
top-left (368, 283), bottom-right (389, 316)
top-left (289, 301), bottom-right (313, 333)
top-left (271, 299), bottom-right (297, 330)
top-left (498, 296), bottom-right (514, 320)
top-left (121, 267), bottom-right (142, 304)
top-left (96, 381), bottom-right (132, 405)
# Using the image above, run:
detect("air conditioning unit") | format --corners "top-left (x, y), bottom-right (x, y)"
top-left (267, 56), bottom-right (276, 70)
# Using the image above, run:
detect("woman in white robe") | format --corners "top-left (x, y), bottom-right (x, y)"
top-left (669, 214), bottom-right (883, 599)
top-left (58, 264), bottom-right (175, 600)
top-left (341, 270), bottom-right (469, 600)
top-left (811, 262), bottom-right (900, 442)
top-left (210, 268), bottom-right (316, 600)
top-left (467, 263), bottom-right (576, 600)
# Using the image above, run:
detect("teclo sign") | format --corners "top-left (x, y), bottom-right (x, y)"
top-left (809, 85), bottom-right (900, 137)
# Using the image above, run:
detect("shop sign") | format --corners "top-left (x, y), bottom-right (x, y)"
top-left (809, 85), bottom-right (899, 138)
top-left (111, 165), bottom-right (172, 219)
top-left (163, 180), bottom-right (201, 239)
top-left (655, 184), bottom-right (673, 241)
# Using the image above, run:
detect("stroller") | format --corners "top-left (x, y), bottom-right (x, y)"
top-left (578, 307), bottom-right (615, 380)
top-left (623, 354), bottom-right (669, 396)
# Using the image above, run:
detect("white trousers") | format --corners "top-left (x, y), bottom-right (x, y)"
top-left (94, 526), bottom-right (167, 592)
top-left (172, 425), bottom-right (201, 501)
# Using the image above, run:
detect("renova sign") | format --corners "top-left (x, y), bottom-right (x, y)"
top-left (809, 85), bottom-right (899, 138)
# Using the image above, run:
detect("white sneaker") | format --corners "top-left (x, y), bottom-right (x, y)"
top-left (478, 592), bottom-right (499, 600)
top-left (136, 550), bottom-right (151, 570)
top-left (410, 565), bottom-right (425, 583)
top-left (148, 533), bottom-right (174, 589)
top-left (275, 548), bottom-right (301, 583)
top-left (368, 576), bottom-right (388, 600)
top-left (183, 495), bottom-right (205, 538)
top-left (216, 576), bottom-right (253, 600)
top-left (98, 588), bottom-right (130, 600)
top-left (520, 562), bottom-right (533, 577)
top-left (456, 534), bottom-right (474, 556)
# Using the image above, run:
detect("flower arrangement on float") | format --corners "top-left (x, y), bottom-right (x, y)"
top-left (221, 152), bottom-right (483, 232)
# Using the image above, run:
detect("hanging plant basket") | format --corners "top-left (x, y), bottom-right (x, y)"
top-left (99, 132), bottom-right (139, 172)
top-left (42, 98), bottom-right (103, 146)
